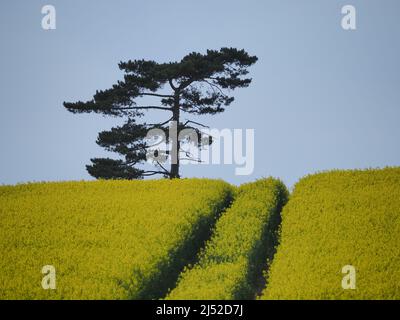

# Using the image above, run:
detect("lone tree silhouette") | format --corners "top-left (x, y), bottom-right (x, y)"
top-left (64, 48), bottom-right (257, 179)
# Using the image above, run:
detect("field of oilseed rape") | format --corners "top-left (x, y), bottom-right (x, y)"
top-left (261, 168), bottom-right (400, 300)
top-left (166, 178), bottom-right (288, 300)
top-left (0, 179), bottom-right (233, 299)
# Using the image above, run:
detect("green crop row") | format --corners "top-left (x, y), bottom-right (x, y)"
top-left (166, 178), bottom-right (289, 300)
top-left (0, 179), bottom-right (233, 299)
top-left (261, 168), bottom-right (400, 300)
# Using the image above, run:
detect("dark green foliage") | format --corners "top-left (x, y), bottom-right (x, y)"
top-left (64, 48), bottom-right (258, 179)
top-left (86, 158), bottom-right (144, 180)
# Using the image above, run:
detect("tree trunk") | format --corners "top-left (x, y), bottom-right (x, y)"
top-left (170, 95), bottom-right (180, 179)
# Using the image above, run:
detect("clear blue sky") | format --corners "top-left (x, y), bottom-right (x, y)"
top-left (1, 0), bottom-right (399, 187)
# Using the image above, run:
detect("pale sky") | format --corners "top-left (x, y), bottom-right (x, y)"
top-left (1, 0), bottom-right (399, 187)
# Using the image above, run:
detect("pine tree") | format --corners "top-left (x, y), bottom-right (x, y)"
top-left (64, 48), bottom-right (258, 179)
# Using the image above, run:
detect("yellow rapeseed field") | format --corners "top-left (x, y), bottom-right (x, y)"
top-left (167, 178), bottom-right (288, 300)
top-left (0, 179), bottom-right (233, 299)
top-left (2, 168), bottom-right (398, 300)
top-left (261, 168), bottom-right (400, 299)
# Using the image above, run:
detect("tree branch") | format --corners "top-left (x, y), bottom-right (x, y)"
top-left (139, 93), bottom-right (174, 98)
top-left (116, 106), bottom-right (172, 111)
top-left (148, 116), bottom-right (173, 126)
top-left (156, 160), bottom-right (170, 174)
top-left (142, 171), bottom-right (170, 177)
top-left (183, 119), bottom-right (209, 128)
top-left (179, 157), bottom-right (203, 163)
top-left (168, 79), bottom-right (177, 91)
top-left (178, 78), bottom-right (195, 91)
top-left (203, 79), bottom-right (227, 96)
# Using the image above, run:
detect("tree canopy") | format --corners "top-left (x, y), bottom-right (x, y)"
top-left (64, 48), bottom-right (258, 179)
